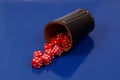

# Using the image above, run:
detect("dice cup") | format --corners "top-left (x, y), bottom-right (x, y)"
top-left (44, 9), bottom-right (95, 52)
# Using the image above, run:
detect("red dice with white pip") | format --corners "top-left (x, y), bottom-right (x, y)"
top-left (31, 32), bottom-right (71, 69)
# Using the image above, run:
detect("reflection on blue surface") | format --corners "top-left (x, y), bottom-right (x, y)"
top-left (32, 36), bottom-right (94, 78)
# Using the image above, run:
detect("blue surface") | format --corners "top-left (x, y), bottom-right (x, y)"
top-left (0, 0), bottom-right (120, 80)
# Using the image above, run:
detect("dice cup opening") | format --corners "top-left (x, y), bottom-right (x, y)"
top-left (44, 21), bottom-right (73, 52)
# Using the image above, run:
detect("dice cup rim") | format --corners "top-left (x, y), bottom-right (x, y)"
top-left (44, 21), bottom-right (73, 52)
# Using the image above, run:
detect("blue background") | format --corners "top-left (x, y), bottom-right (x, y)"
top-left (0, 0), bottom-right (120, 80)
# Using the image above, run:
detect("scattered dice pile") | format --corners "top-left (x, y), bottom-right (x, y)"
top-left (32, 32), bottom-right (71, 69)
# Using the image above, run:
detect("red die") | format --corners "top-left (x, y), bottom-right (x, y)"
top-left (44, 43), bottom-right (53, 50)
top-left (42, 54), bottom-right (52, 66)
top-left (42, 54), bottom-right (51, 65)
top-left (56, 33), bottom-right (64, 40)
top-left (44, 49), bottom-right (55, 59)
top-left (32, 57), bottom-right (43, 69)
top-left (33, 50), bottom-right (43, 58)
top-left (51, 37), bottom-right (61, 45)
top-left (60, 38), bottom-right (71, 49)
top-left (53, 45), bottom-right (64, 56)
